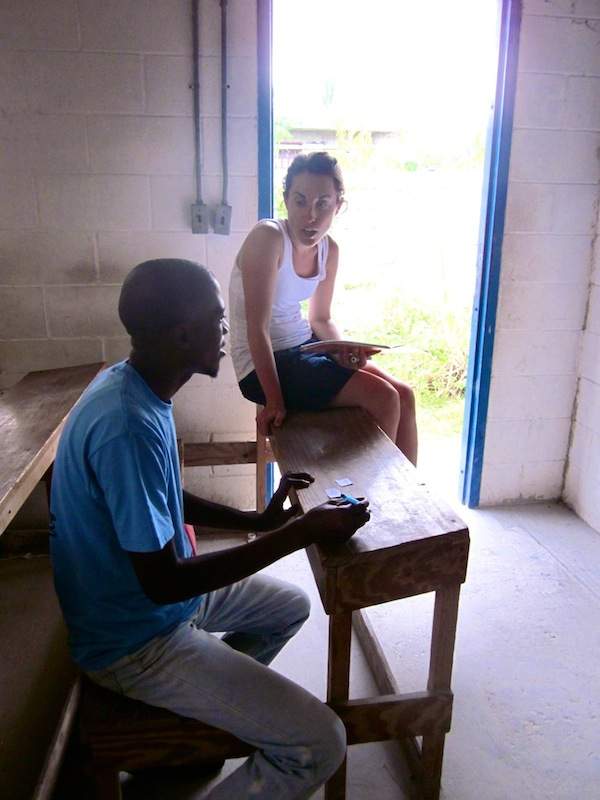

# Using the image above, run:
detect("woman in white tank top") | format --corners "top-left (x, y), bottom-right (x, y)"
top-left (228, 152), bottom-right (418, 465)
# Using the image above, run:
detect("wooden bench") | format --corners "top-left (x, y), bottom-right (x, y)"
top-left (268, 407), bottom-right (470, 800)
top-left (0, 362), bottom-right (104, 800)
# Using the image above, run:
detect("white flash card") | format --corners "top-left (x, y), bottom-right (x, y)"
top-left (335, 478), bottom-right (353, 487)
top-left (326, 487), bottom-right (342, 499)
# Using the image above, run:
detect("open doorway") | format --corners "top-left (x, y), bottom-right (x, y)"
top-left (265, 0), bottom-right (503, 501)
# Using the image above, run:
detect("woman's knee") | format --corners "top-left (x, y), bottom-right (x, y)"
top-left (397, 382), bottom-right (416, 414)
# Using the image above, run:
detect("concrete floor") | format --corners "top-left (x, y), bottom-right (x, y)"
top-left (116, 493), bottom-right (600, 799)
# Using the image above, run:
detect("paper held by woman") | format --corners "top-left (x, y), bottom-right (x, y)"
top-left (299, 339), bottom-right (404, 354)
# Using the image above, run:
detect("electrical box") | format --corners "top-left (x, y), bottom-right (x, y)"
top-left (213, 203), bottom-right (232, 235)
top-left (191, 202), bottom-right (210, 234)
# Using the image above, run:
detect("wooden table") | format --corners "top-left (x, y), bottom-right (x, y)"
top-left (0, 362), bottom-right (104, 535)
top-left (270, 407), bottom-right (470, 800)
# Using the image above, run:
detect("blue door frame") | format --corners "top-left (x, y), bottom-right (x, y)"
top-left (256, 0), bottom-right (521, 508)
top-left (459, 0), bottom-right (521, 506)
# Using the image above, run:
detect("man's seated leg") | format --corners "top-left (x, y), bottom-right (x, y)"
top-left (86, 575), bottom-right (346, 799)
top-left (195, 572), bottom-right (311, 665)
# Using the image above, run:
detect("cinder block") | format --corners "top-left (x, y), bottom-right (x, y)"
top-left (104, 337), bottom-right (130, 365)
top-left (492, 329), bottom-right (580, 376)
top-left (0, 231), bottom-right (95, 285)
top-left (522, 0), bottom-right (590, 16)
top-left (487, 374), bottom-right (576, 421)
top-left (0, 338), bottom-right (103, 374)
top-left (228, 57), bottom-right (257, 117)
top-left (0, 52), bottom-right (30, 113)
top-left (37, 174), bottom-right (151, 231)
top-left (520, 460), bottom-right (565, 500)
top-left (184, 469), bottom-right (255, 510)
top-left (206, 231), bottom-right (246, 285)
top-left (564, 420), bottom-right (588, 498)
top-left (504, 183), bottom-right (554, 233)
top-left (551, 184), bottom-right (598, 235)
top-left (173, 382), bottom-right (254, 435)
top-left (568, 426), bottom-right (600, 530)
top-left (479, 462), bottom-right (522, 506)
top-left (198, 0), bottom-right (220, 57)
top-left (519, 14), bottom-right (600, 74)
top-left (575, 377), bottom-right (600, 433)
top-left (45, 286), bottom-right (123, 337)
top-left (501, 233), bottom-right (592, 284)
top-left (88, 116), bottom-right (194, 175)
top-left (25, 52), bottom-right (143, 114)
top-left (526, 417), bottom-right (572, 462)
top-left (0, 174), bottom-right (37, 228)
top-left (0, 0), bottom-right (80, 50)
top-left (144, 56), bottom-right (193, 116)
top-left (509, 130), bottom-right (600, 184)
top-left (579, 331), bottom-right (600, 384)
top-left (483, 419), bottom-right (531, 465)
top-left (497, 282), bottom-right (588, 331)
top-left (227, 0), bottom-right (256, 58)
top-left (150, 175), bottom-right (195, 232)
top-left (79, 0), bottom-right (190, 54)
top-left (202, 117), bottom-right (257, 176)
top-left (0, 287), bottom-right (46, 338)
top-left (0, 113), bottom-right (89, 175)
top-left (202, 175), bottom-right (258, 232)
top-left (585, 285), bottom-right (600, 335)
top-left (97, 231), bottom-right (207, 282)
top-left (565, 76), bottom-right (600, 131)
top-left (513, 73), bottom-right (567, 129)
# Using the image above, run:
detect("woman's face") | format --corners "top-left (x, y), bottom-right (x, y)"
top-left (284, 171), bottom-right (341, 247)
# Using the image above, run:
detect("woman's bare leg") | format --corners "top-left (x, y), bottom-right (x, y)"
top-left (329, 370), bottom-right (401, 443)
top-left (362, 362), bottom-right (418, 465)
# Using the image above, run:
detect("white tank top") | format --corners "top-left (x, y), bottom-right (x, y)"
top-left (228, 219), bottom-right (329, 381)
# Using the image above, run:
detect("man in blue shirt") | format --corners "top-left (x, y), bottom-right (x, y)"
top-left (50, 258), bottom-right (370, 799)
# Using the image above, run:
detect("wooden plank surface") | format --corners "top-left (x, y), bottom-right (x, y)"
top-left (270, 407), bottom-right (469, 567)
top-left (0, 363), bottom-right (104, 534)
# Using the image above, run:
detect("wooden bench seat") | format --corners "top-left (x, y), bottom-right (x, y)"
top-left (0, 363), bottom-right (104, 800)
top-left (79, 677), bottom-right (255, 799)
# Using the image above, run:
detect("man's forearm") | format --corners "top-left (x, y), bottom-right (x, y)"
top-left (183, 489), bottom-right (259, 530)
top-left (153, 517), bottom-right (312, 603)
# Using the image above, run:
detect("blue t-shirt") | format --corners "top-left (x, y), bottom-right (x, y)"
top-left (50, 361), bottom-right (198, 671)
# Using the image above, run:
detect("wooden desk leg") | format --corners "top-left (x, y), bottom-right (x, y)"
top-left (325, 611), bottom-right (352, 800)
top-left (421, 584), bottom-right (461, 800)
top-left (256, 418), bottom-right (267, 513)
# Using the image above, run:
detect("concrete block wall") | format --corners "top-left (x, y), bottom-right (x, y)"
top-left (564, 200), bottom-right (600, 530)
top-left (480, 0), bottom-right (600, 505)
top-left (0, 0), bottom-right (258, 508)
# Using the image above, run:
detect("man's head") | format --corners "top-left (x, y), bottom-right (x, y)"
top-left (119, 259), bottom-right (227, 378)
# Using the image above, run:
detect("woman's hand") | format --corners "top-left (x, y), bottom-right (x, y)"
top-left (257, 472), bottom-right (314, 531)
top-left (257, 401), bottom-right (287, 436)
top-left (331, 345), bottom-right (380, 370)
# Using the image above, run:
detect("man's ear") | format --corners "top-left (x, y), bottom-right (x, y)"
top-left (171, 322), bottom-right (191, 349)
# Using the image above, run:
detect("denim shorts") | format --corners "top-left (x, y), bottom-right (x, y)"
top-left (238, 338), bottom-right (355, 411)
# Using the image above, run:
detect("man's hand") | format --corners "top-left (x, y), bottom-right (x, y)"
top-left (257, 471), bottom-right (314, 531)
top-left (302, 498), bottom-right (370, 545)
top-left (257, 401), bottom-right (286, 436)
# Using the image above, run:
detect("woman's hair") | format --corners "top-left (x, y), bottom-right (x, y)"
top-left (283, 151), bottom-right (345, 202)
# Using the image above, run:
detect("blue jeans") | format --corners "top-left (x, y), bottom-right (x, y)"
top-left (86, 573), bottom-right (346, 799)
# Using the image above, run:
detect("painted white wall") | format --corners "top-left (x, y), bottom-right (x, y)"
top-left (0, 0), bottom-right (258, 508)
top-left (564, 201), bottom-right (600, 530)
top-left (480, 0), bottom-right (600, 506)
